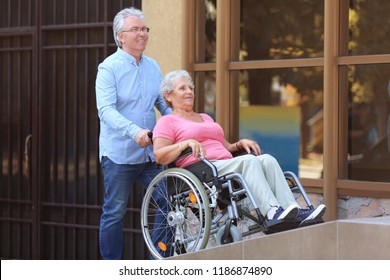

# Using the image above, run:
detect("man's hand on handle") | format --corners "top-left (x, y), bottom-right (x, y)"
top-left (135, 129), bottom-right (152, 148)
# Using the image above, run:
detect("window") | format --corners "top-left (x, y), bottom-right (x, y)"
top-left (191, 0), bottom-right (390, 198)
top-left (346, 65), bottom-right (390, 182)
top-left (341, 0), bottom-right (390, 183)
top-left (237, 0), bottom-right (324, 179)
top-left (239, 0), bottom-right (324, 61)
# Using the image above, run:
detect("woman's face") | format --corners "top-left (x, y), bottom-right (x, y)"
top-left (166, 77), bottom-right (195, 111)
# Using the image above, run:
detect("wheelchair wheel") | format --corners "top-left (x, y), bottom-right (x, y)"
top-left (215, 224), bottom-right (242, 245)
top-left (141, 168), bottom-right (211, 259)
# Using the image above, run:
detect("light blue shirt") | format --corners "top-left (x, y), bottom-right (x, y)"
top-left (95, 48), bottom-right (171, 164)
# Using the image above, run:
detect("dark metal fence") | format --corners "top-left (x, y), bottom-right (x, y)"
top-left (0, 0), bottom-right (147, 259)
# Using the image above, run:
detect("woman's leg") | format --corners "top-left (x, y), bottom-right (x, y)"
top-left (257, 154), bottom-right (297, 209)
top-left (213, 154), bottom-right (280, 216)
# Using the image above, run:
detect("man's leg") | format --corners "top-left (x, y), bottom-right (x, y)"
top-left (99, 157), bottom-right (142, 260)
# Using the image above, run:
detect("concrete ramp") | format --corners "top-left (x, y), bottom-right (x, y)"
top-left (172, 216), bottom-right (390, 260)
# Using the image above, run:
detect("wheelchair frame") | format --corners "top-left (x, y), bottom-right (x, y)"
top-left (141, 150), bottom-right (323, 259)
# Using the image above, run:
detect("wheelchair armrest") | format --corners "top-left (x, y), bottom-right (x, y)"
top-left (177, 147), bottom-right (193, 159)
top-left (166, 147), bottom-right (192, 168)
top-left (174, 146), bottom-right (255, 160)
top-left (231, 148), bottom-right (257, 157)
top-left (174, 147), bottom-right (220, 183)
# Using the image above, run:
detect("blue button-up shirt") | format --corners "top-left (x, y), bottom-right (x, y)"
top-left (95, 48), bottom-right (171, 164)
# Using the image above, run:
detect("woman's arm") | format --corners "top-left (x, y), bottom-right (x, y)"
top-left (153, 137), bottom-right (182, 165)
top-left (153, 138), bottom-right (206, 165)
top-left (224, 139), bottom-right (261, 155)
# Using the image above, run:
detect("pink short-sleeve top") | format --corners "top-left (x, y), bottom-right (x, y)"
top-left (153, 113), bottom-right (233, 167)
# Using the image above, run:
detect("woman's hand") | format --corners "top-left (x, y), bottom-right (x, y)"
top-left (184, 140), bottom-right (207, 158)
top-left (236, 139), bottom-right (261, 155)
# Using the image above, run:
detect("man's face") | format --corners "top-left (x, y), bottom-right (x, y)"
top-left (119, 17), bottom-right (149, 57)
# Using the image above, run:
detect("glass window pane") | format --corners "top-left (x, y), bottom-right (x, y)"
top-left (349, 0), bottom-right (390, 56)
top-left (237, 68), bottom-right (324, 178)
top-left (239, 0), bottom-right (324, 61)
top-left (194, 71), bottom-right (216, 119)
top-left (347, 64), bottom-right (390, 182)
top-left (195, 0), bottom-right (217, 63)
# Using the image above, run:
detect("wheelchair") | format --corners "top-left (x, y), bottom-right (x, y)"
top-left (141, 148), bottom-right (323, 259)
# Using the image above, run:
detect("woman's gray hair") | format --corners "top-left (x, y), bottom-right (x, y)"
top-left (113, 7), bottom-right (144, 48)
top-left (159, 70), bottom-right (194, 108)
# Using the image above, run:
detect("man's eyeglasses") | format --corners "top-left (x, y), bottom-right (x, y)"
top-left (122, 26), bottom-right (150, 34)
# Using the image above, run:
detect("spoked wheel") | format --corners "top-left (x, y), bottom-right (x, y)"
top-left (215, 224), bottom-right (242, 245)
top-left (141, 168), bottom-right (211, 259)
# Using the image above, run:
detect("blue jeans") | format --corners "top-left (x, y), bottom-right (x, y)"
top-left (99, 156), bottom-right (167, 259)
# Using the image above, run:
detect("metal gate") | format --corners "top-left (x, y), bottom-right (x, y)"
top-left (0, 0), bottom-right (147, 259)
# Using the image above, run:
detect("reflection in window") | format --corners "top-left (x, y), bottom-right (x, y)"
top-left (194, 71), bottom-right (216, 119)
top-left (239, 0), bottom-right (324, 61)
top-left (237, 68), bottom-right (324, 179)
top-left (347, 64), bottom-right (390, 182)
top-left (195, 0), bottom-right (217, 63)
top-left (348, 0), bottom-right (390, 56)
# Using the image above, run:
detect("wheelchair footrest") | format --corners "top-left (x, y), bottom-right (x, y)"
top-left (244, 223), bottom-right (267, 236)
top-left (298, 218), bottom-right (324, 228)
top-left (262, 219), bottom-right (299, 235)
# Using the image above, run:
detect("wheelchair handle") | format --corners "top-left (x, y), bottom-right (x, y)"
top-left (147, 131), bottom-right (153, 143)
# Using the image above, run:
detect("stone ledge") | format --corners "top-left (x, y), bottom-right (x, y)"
top-left (170, 217), bottom-right (390, 260)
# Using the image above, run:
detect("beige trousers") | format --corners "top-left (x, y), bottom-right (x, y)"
top-left (212, 154), bottom-right (298, 215)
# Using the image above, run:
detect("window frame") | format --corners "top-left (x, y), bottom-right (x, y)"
top-left (184, 0), bottom-right (390, 221)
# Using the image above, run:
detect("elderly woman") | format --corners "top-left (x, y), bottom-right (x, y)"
top-left (152, 69), bottom-right (326, 223)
